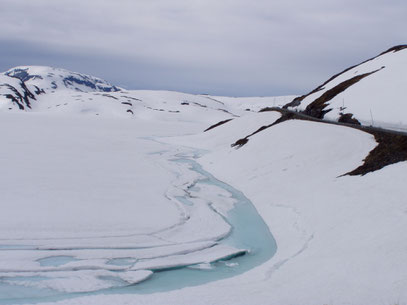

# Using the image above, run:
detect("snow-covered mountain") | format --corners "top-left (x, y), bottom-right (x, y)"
top-left (0, 65), bottom-right (295, 127)
top-left (0, 66), bottom-right (120, 111)
top-left (284, 45), bottom-right (407, 131)
top-left (0, 46), bottom-right (407, 305)
top-left (5, 66), bottom-right (120, 93)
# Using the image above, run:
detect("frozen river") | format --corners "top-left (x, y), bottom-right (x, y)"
top-left (0, 138), bottom-right (277, 305)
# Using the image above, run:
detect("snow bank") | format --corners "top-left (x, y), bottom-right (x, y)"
top-left (286, 47), bottom-right (407, 130)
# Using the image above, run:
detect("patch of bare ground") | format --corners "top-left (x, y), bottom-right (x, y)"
top-left (379, 44), bottom-right (407, 55)
top-left (345, 130), bottom-right (407, 176)
top-left (204, 119), bottom-right (233, 132)
top-left (338, 113), bottom-right (361, 125)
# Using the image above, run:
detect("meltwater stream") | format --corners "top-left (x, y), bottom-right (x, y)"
top-left (0, 148), bottom-right (277, 304)
top-left (112, 152), bottom-right (277, 294)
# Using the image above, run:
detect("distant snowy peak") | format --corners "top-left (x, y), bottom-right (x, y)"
top-left (284, 45), bottom-right (407, 130)
top-left (0, 66), bottom-right (120, 111)
top-left (5, 66), bottom-right (120, 93)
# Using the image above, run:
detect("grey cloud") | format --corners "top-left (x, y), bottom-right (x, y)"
top-left (0, 0), bottom-right (406, 96)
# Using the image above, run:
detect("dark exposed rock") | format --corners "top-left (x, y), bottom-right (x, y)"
top-left (34, 85), bottom-right (45, 95)
top-left (5, 68), bottom-right (43, 82)
top-left (63, 76), bottom-right (120, 92)
top-left (338, 113), bottom-right (361, 125)
top-left (231, 138), bottom-right (248, 148)
top-left (0, 81), bottom-right (36, 110)
top-left (345, 131), bottom-right (407, 176)
top-left (204, 119), bottom-right (233, 132)
top-left (101, 94), bottom-right (118, 100)
top-left (121, 96), bottom-right (142, 101)
top-left (379, 44), bottom-right (407, 55)
top-left (4, 93), bottom-right (24, 110)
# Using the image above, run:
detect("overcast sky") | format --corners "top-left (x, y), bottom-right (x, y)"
top-left (0, 0), bottom-right (406, 96)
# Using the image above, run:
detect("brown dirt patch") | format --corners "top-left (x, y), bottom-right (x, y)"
top-left (345, 131), bottom-right (407, 176)
top-left (204, 119), bottom-right (233, 132)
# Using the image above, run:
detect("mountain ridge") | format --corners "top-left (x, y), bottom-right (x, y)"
top-left (283, 44), bottom-right (407, 131)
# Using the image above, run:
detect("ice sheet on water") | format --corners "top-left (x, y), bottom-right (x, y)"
top-left (37, 256), bottom-right (79, 267)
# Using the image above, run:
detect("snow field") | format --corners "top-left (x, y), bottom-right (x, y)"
top-left (0, 113), bottom-right (248, 297)
top-left (1, 61), bottom-right (407, 304)
top-left (27, 115), bottom-right (407, 305)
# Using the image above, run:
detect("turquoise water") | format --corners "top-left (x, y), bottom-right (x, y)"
top-left (37, 256), bottom-right (79, 267)
top-left (107, 155), bottom-right (277, 294)
top-left (107, 258), bottom-right (137, 266)
top-left (0, 246), bottom-right (33, 250)
top-left (0, 151), bottom-right (277, 304)
top-left (0, 282), bottom-right (58, 304)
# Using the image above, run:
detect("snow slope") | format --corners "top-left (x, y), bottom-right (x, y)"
top-left (26, 112), bottom-right (407, 305)
top-left (171, 118), bottom-right (407, 305)
top-left (285, 45), bottom-right (407, 131)
top-left (1, 52), bottom-right (407, 305)
top-left (0, 74), bottom-right (292, 300)
top-left (0, 66), bottom-right (295, 127)
top-left (0, 113), bottom-right (250, 297)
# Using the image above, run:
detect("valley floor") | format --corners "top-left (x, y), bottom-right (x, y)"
top-left (1, 111), bottom-right (407, 305)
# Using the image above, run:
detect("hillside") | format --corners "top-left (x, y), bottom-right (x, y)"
top-left (0, 47), bottom-right (406, 305)
top-left (284, 45), bottom-right (407, 131)
top-left (0, 66), bottom-right (296, 128)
